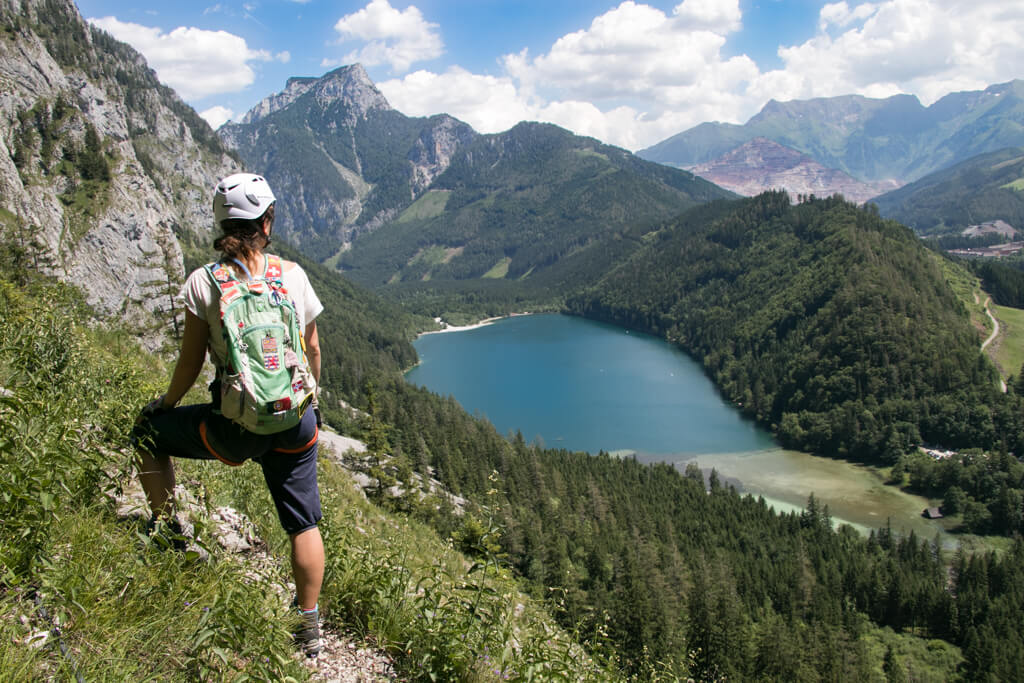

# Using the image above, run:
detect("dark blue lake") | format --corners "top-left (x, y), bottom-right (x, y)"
top-left (406, 313), bottom-right (775, 456)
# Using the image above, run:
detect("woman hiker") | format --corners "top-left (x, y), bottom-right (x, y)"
top-left (133, 173), bottom-right (325, 658)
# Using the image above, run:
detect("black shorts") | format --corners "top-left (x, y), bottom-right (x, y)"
top-left (133, 404), bottom-right (321, 535)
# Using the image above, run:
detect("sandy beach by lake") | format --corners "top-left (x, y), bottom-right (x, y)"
top-left (418, 313), bottom-right (531, 337)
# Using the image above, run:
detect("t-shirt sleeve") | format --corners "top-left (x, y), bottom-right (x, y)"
top-left (297, 268), bottom-right (324, 325)
top-left (181, 267), bottom-right (214, 322)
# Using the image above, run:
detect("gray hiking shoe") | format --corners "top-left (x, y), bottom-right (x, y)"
top-left (294, 609), bottom-right (321, 658)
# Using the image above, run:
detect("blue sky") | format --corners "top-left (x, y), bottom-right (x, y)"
top-left (75, 0), bottom-right (1024, 151)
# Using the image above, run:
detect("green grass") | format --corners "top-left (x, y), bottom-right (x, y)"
top-left (573, 148), bottom-right (609, 163)
top-left (934, 253), bottom-right (992, 339)
top-left (0, 206), bottom-right (16, 229)
top-left (991, 303), bottom-right (1024, 378)
top-left (863, 627), bottom-right (963, 682)
top-left (58, 178), bottom-right (111, 248)
top-left (999, 178), bottom-right (1024, 192)
top-left (396, 190), bottom-right (451, 223)
top-left (0, 271), bottom-right (619, 681)
top-left (408, 245), bottom-right (460, 268)
top-left (481, 257), bottom-right (511, 279)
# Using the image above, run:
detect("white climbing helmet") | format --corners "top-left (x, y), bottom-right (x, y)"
top-left (212, 173), bottom-right (276, 225)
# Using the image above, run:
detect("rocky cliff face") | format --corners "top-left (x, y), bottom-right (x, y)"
top-left (0, 0), bottom-right (238, 343)
top-left (219, 65), bottom-right (478, 256)
top-left (688, 138), bottom-right (900, 203)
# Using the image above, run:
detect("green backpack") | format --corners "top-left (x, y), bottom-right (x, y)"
top-left (205, 255), bottom-right (316, 434)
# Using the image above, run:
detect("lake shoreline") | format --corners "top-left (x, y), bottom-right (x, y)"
top-left (408, 313), bottom-right (953, 543)
top-left (418, 312), bottom-right (533, 338)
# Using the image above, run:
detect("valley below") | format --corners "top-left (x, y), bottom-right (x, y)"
top-left (407, 313), bottom-right (949, 542)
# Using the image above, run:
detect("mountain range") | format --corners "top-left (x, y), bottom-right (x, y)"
top-left (219, 66), bottom-right (476, 254)
top-left (220, 68), bottom-right (732, 288)
top-left (639, 80), bottom-right (1024, 187)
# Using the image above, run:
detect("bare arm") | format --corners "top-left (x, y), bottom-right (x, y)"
top-left (161, 310), bottom-right (209, 408)
top-left (304, 320), bottom-right (321, 384)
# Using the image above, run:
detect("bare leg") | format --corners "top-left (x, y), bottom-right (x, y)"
top-left (138, 448), bottom-right (176, 519)
top-left (290, 526), bottom-right (324, 610)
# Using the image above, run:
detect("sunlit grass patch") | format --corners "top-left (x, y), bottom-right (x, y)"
top-left (396, 190), bottom-right (451, 223)
top-left (482, 258), bottom-right (511, 279)
top-left (991, 303), bottom-right (1024, 378)
top-left (934, 254), bottom-right (990, 338)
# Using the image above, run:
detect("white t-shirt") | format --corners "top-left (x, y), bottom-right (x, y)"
top-left (181, 255), bottom-right (323, 369)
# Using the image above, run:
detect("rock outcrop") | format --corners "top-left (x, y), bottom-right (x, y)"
top-left (688, 138), bottom-right (901, 203)
top-left (0, 0), bottom-right (238, 343)
top-left (219, 65), bottom-right (478, 253)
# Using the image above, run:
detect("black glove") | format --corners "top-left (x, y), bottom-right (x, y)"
top-left (136, 396), bottom-right (168, 425)
top-left (314, 407), bottom-right (322, 428)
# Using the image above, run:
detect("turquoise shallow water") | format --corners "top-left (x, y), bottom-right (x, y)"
top-left (407, 313), bottom-right (774, 456)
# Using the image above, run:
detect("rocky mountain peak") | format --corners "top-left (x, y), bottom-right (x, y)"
top-left (235, 63), bottom-right (390, 127)
top-left (312, 63), bottom-right (391, 120)
top-left (237, 76), bottom-right (319, 125)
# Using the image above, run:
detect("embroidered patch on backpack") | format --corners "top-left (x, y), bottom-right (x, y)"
top-left (261, 336), bottom-right (278, 355)
top-left (264, 354), bottom-right (280, 370)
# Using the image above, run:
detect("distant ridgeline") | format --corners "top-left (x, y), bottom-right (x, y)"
top-left (567, 191), bottom-right (1024, 463)
top-left (218, 66), bottom-right (733, 299)
top-left (337, 122), bottom-right (733, 291)
top-left (639, 80), bottom-right (1024, 185)
top-left (872, 146), bottom-right (1024, 236)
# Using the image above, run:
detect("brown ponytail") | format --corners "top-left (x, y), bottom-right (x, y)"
top-left (213, 205), bottom-right (274, 260)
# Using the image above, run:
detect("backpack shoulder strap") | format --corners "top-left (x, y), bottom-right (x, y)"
top-left (204, 261), bottom-right (243, 307)
top-left (205, 260), bottom-right (236, 285)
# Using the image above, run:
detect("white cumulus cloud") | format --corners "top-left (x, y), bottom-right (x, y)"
top-left (765, 0), bottom-right (1024, 105)
top-left (87, 17), bottom-right (286, 101)
top-left (819, 1), bottom-right (878, 30)
top-left (383, 0), bottom-right (1024, 151)
top-left (673, 0), bottom-right (742, 33)
top-left (199, 105), bottom-right (235, 129)
top-left (329, 0), bottom-right (443, 73)
top-left (383, 0), bottom-right (755, 148)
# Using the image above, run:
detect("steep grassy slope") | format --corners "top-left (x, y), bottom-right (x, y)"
top-left (0, 266), bottom-right (614, 681)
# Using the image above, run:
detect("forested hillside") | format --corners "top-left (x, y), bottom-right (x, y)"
top-left (363, 354), bottom-right (1024, 681)
top-left (339, 122), bottom-right (732, 292)
top-left (873, 147), bottom-right (1024, 235)
top-left (567, 192), bottom-right (1024, 464)
top-left (276, 210), bottom-right (1024, 680)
